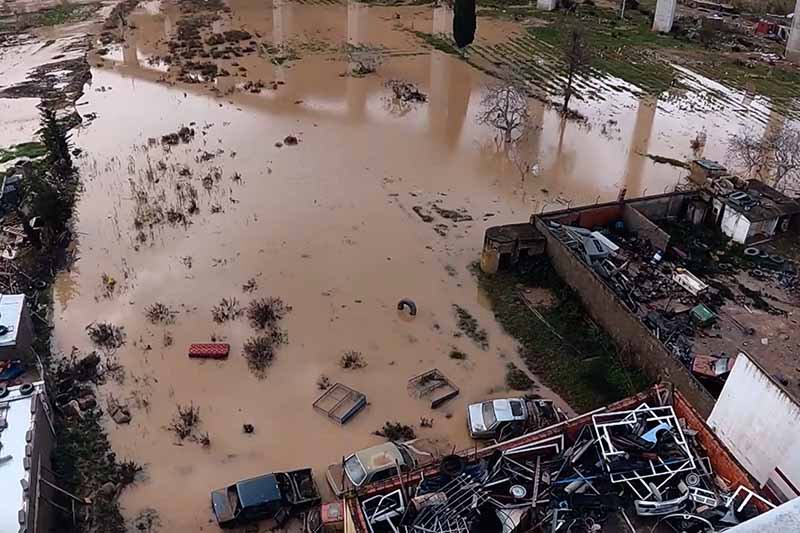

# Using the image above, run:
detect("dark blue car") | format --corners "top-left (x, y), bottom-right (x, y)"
top-left (211, 469), bottom-right (320, 529)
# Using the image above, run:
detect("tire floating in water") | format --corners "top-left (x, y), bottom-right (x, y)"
top-left (397, 298), bottom-right (417, 316)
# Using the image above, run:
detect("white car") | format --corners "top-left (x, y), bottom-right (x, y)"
top-left (468, 398), bottom-right (563, 440)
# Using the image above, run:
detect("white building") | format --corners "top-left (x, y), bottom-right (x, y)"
top-left (0, 381), bottom-right (56, 533)
top-left (708, 352), bottom-right (800, 503)
top-left (712, 180), bottom-right (800, 245)
top-left (0, 294), bottom-right (34, 361)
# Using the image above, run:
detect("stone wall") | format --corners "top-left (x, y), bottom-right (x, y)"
top-left (534, 217), bottom-right (717, 417)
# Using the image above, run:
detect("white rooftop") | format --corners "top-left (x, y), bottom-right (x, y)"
top-left (0, 381), bottom-right (44, 533)
top-left (0, 294), bottom-right (25, 348)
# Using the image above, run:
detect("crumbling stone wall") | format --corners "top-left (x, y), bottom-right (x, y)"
top-left (535, 217), bottom-right (716, 417)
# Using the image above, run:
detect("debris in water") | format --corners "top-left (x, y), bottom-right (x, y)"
top-left (449, 349), bottom-right (467, 360)
top-left (86, 322), bottom-right (126, 350)
top-left (374, 421), bottom-right (416, 441)
top-left (412, 205), bottom-right (434, 223)
top-left (432, 204), bottom-right (472, 222)
top-left (283, 135), bottom-right (298, 146)
top-left (100, 273), bottom-right (117, 298)
top-left (317, 374), bottom-right (331, 390)
top-left (160, 126), bottom-right (195, 145)
top-left (387, 80), bottom-right (427, 102)
top-left (242, 423), bottom-right (254, 434)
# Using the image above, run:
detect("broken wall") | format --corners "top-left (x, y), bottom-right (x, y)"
top-left (622, 204), bottom-right (671, 250)
top-left (534, 217), bottom-right (717, 416)
top-left (708, 353), bottom-right (800, 502)
top-left (627, 192), bottom-right (688, 221)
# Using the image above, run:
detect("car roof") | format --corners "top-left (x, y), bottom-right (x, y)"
top-left (354, 442), bottom-right (406, 474)
top-left (492, 399), bottom-right (526, 422)
top-left (236, 473), bottom-right (281, 508)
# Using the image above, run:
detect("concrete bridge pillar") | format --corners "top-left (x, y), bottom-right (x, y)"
top-left (536, 0), bottom-right (557, 11)
top-left (652, 0), bottom-right (676, 33)
top-left (787, 0), bottom-right (800, 63)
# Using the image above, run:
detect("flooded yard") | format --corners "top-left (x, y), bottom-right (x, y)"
top-left (1, 0), bottom-right (799, 529)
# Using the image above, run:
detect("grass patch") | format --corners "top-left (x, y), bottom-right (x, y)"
top-left (0, 142), bottom-right (47, 164)
top-left (409, 30), bottom-right (464, 56)
top-left (2, 3), bottom-right (101, 31)
top-left (453, 305), bottom-right (489, 350)
top-left (506, 362), bottom-right (534, 390)
top-left (476, 260), bottom-right (650, 411)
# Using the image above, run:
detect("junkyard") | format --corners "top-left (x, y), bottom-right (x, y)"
top-left (2, 0), bottom-right (800, 531)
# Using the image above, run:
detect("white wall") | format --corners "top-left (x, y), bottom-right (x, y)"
top-left (787, 0), bottom-right (800, 64)
top-left (708, 354), bottom-right (800, 501)
top-left (652, 0), bottom-right (677, 33)
top-left (720, 208), bottom-right (751, 244)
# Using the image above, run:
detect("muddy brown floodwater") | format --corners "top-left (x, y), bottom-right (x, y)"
top-left (0, 0), bottom-right (793, 530)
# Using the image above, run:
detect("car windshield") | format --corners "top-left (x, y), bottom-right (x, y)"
top-left (482, 401), bottom-right (497, 429)
top-left (344, 455), bottom-right (367, 486)
top-left (227, 486), bottom-right (242, 516)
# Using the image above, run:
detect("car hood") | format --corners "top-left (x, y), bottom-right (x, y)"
top-left (211, 489), bottom-right (236, 525)
top-left (468, 403), bottom-right (486, 432)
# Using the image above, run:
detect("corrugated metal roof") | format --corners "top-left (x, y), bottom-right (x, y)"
top-left (0, 382), bottom-right (44, 533)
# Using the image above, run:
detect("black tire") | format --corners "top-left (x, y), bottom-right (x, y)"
top-left (397, 298), bottom-right (417, 316)
top-left (0, 384), bottom-right (8, 398)
top-left (744, 247), bottom-right (759, 257)
top-left (20, 383), bottom-right (35, 396)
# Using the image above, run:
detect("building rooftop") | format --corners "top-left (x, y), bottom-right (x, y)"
top-left (720, 180), bottom-right (800, 222)
top-left (0, 381), bottom-right (44, 533)
top-left (537, 193), bottom-right (800, 404)
top-left (0, 294), bottom-right (26, 348)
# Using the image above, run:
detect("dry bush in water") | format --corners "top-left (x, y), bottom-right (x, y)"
top-left (211, 297), bottom-right (242, 323)
top-left (243, 330), bottom-right (288, 377)
top-left (145, 302), bottom-right (177, 324)
top-left (374, 421), bottom-right (416, 441)
top-left (86, 322), bottom-right (126, 350)
top-left (246, 297), bottom-right (289, 330)
top-left (339, 350), bottom-right (367, 369)
top-left (478, 82), bottom-right (530, 143)
top-left (728, 125), bottom-right (800, 194)
top-left (168, 403), bottom-right (200, 440)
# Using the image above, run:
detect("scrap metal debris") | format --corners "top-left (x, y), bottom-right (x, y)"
top-left (355, 401), bottom-right (774, 533)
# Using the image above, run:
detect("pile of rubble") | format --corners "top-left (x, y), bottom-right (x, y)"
top-left (356, 399), bottom-right (774, 533)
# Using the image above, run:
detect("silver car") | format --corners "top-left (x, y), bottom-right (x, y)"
top-left (468, 398), bottom-right (529, 439)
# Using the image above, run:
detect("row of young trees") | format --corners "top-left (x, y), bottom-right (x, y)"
top-left (15, 108), bottom-right (78, 250)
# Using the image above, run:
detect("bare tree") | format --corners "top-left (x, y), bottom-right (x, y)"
top-left (477, 82), bottom-right (530, 143)
top-left (728, 125), bottom-right (800, 194)
top-left (562, 28), bottom-right (590, 114)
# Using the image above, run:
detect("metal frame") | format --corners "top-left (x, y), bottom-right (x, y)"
top-left (591, 404), bottom-right (697, 485)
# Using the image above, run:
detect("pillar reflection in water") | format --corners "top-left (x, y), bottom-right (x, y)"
top-left (346, 0), bottom-right (369, 119)
top-left (622, 95), bottom-right (657, 195)
top-left (428, 2), bottom-right (470, 150)
top-left (272, 0), bottom-right (291, 83)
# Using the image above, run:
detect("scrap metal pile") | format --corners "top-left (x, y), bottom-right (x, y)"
top-left (358, 403), bottom-right (774, 533)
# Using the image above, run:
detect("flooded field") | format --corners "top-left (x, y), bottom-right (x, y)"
top-left (2, 0), bottom-right (800, 529)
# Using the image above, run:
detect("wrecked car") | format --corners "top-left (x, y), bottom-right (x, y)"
top-left (211, 469), bottom-right (320, 528)
top-left (468, 397), bottom-right (563, 440)
top-left (326, 440), bottom-right (441, 496)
